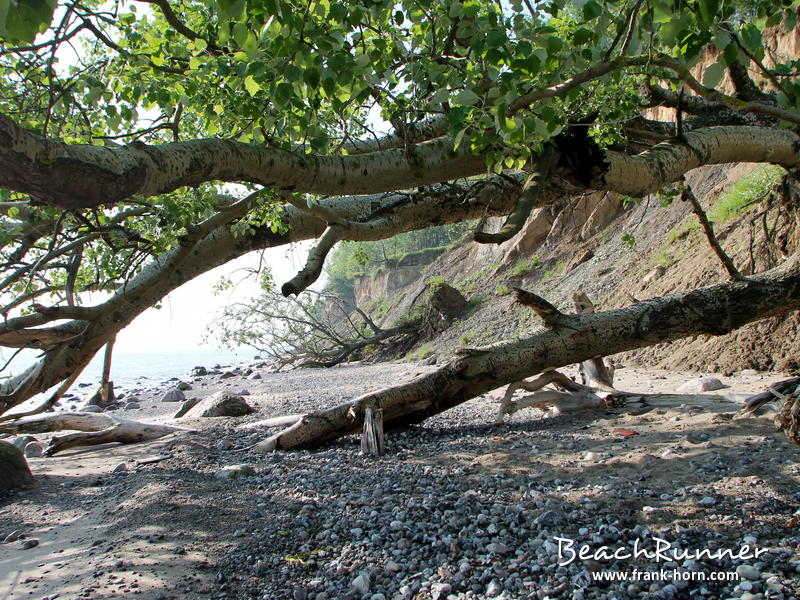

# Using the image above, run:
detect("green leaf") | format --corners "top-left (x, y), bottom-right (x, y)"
top-left (453, 88), bottom-right (481, 106)
top-left (702, 61), bottom-right (725, 89)
top-left (582, 0), bottom-right (602, 20)
top-left (244, 75), bottom-right (261, 96)
top-left (1, 0), bottom-right (56, 42)
top-left (274, 81), bottom-right (293, 106)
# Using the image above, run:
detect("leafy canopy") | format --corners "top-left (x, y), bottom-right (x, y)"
top-left (0, 0), bottom-right (797, 310)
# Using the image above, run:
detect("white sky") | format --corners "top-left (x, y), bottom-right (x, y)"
top-left (112, 242), bottom-right (312, 352)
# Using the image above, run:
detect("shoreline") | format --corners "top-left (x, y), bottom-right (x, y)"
top-left (2, 363), bottom-right (799, 600)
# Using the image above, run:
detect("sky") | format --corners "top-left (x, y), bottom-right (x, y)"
top-left (112, 242), bottom-right (312, 353)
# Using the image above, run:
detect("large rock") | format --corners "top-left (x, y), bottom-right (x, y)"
top-left (428, 281), bottom-right (467, 319)
top-left (82, 385), bottom-right (104, 406)
top-left (160, 388), bottom-right (186, 403)
top-left (677, 377), bottom-right (727, 394)
top-left (0, 441), bottom-right (34, 492)
top-left (184, 392), bottom-right (253, 418)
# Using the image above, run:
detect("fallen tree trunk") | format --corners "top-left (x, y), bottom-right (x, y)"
top-left (255, 254), bottom-right (800, 451)
top-left (0, 412), bottom-right (195, 455)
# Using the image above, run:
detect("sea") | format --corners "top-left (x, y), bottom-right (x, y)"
top-left (2, 348), bottom-right (261, 410)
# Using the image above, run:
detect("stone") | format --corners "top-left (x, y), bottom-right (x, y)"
top-left (486, 542), bottom-right (509, 555)
top-left (428, 282), bottom-right (467, 319)
top-left (351, 573), bottom-right (370, 595)
top-left (698, 496), bottom-right (716, 506)
top-left (219, 371), bottom-right (237, 379)
top-left (10, 436), bottom-right (35, 451)
top-left (238, 388), bottom-right (251, 396)
top-left (685, 432), bottom-right (710, 444)
top-left (113, 463), bottom-right (128, 473)
top-left (191, 366), bottom-right (208, 376)
top-left (676, 377), bottom-right (726, 394)
top-left (82, 385), bottom-right (104, 406)
top-left (160, 388), bottom-right (186, 403)
top-left (384, 560), bottom-right (401, 573)
top-left (20, 538), bottom-right (39, 550)
top-left (0, 441), bottom-right (33, 491)
top-left (214, 464), bottom-right (255, 480)
top-left (247, 372), bottom-right (262, 380)
top-left (176, 381), bottom-right (191, 391)
top-left (172, 398), bottom-right (200, 419)
top-left (736, 565), bottom-right (761, 580)
top-left (485, 579), bottom-right (503, 597)
top-left (421, 355), bottom-right (437, 365)
top-left (533, 509), bottom-right (567, 528)
top-left (430, 583), bottom-right (451, 600)
top-left (184, 392), bottom-right (253, 418)
top-left (23, 442), bottom-right (44, 458)
top-left (3, 530), bottom-right (22, 543)
top-left (124, 402), bottom-right (141, 410)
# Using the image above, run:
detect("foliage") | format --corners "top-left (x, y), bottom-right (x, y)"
top-left (708, 166), bottom-right (785, 224)
top-left (325, 224), bottom-right (470, 297)
top-left (512, 255), bottom-right (541, 276)
top-left (496, 283), bottom-right (510, 295)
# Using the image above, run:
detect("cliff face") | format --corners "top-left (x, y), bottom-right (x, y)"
top-left (350, 160), bottom-right (799, 375)
top-left (345, 29), bottom-right (800, 374)
top-left (352, 248), bottom-right (445, 307)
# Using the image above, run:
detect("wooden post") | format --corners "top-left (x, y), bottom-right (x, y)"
top-left (360, 407), bottom-right (385, 457)
top-left (100, 336), bottom-right (116, 405)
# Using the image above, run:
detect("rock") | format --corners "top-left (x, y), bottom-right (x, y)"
top-left (219, 371), bottom-right (237, 379)
top-left (247, 372), bottom-right (262, 380)
top-left (238, 388), bottom-right (251, 396)
top-left (176, 381), bottom-right (192, 391)
top-left (533, 509), bottom-right (567, 528)
top-left (685, 432), bottom-right (710, 444)
top-left (191, 366), bottom-right (208, 376)
top-left (3, 530), bottom-right (22, 543)
top-left (214, 464), bottom-right (255, 480)
top-left (485, 579), bottom-right (503, 597)
top-left (428, 281), bottom-right (467, 320)
top-left (113, 463), bottom-right (128, 473)
top-left (80, 405), bottom-right (104, 413)
top-left (160, 388), bottom-right (186, 403)
top-left (20, 538), bottom-right (39, 550)
top-left (173, 398), bottom-right (200, 419)
top-left (23, 442), bottom-right (44, 458)
top-left (124, 402), bottom-right (141, 410)
top-left (736, 565), bottom-right (761, 580)
top-left (676, 377), bottom-right (726, 393)
top-left (430, 583), bottom-right (451, 600)
top-left (10, 435), bottom-right (35, 451)
top-left (0, 441), bottom-right (33, 491)
top-left (486, 542), bottom-right (509, 555)
top-left (384, 560), bottom-right (401, 573)
top-left (351, 573), bottom-right (370, 595)
top-left (82, 385), bottom-right (104, 406)
top-left (698, 496), bottom-right (716, 506)
top-left (184, 392), bottom-right (253, 418)
top-left (421, 355), bottom-right (437, 365)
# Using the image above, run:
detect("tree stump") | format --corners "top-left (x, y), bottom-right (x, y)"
top-left (360, 407), bottom-right (385, 457)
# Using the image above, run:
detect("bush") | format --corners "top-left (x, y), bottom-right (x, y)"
top-left (709, 165), bottom-right (785, 224)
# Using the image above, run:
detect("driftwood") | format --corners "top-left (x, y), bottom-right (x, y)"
top-left (0, 412), bottom-right (196, 455)
top-left (251, 257), bottom-right (800, 451)
top-left (741, 377), bottom-right (800, 445)
top-left (495, 291), bottom-right (618, 423)
top-left (360, 407), bottom-right (385, 457)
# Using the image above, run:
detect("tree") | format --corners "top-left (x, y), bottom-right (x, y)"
top-left (0, 0), bottom-right (799, 445)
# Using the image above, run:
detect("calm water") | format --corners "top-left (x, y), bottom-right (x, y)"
top-left (2, 349), bottom-right (260, 406)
